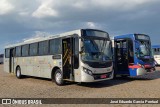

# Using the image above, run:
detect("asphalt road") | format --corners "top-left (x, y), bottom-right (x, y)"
top-left (0, 65), bottom-right (160, 107)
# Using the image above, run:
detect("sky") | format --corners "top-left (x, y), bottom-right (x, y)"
top-left (0, 0), bottom-right (160, 53)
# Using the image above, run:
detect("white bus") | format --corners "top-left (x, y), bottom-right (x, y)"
top-left (152, 45), bottom-right (160, 66)
top-left (4, 29), bottom-right (113, 85)
top-left (0, 54), bottom-right (4, 64)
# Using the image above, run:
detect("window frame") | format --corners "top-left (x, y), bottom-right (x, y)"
top-left (29, 43), bottom-right (38, 56)
top-left (49, 38), bottom-right (62, 55)
top-left (38, 40), bottom-right (49, 56)
top-left (15, 46), bottom-right (22, 57)
top-left (5, 48), bottom-right (10, 58)
top-left (22, 44), bottom-right (29, 57)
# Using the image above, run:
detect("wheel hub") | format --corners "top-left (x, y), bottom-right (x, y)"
top-left (55, 72), bottom-right (62, 84)
top-left (17, 70), bottom-right (20, 77)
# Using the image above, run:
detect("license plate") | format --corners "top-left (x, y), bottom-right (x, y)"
top-left (101, 74), bottom-right (107, 79)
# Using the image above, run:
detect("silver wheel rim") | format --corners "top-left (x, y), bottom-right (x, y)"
top-left (17, 69), bottom-right (20, 77)
top-left (55, 72), bottom-right (62, 84)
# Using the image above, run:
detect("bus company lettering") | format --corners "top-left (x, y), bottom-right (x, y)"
top-left (12, 99), bottom-right (42, 105)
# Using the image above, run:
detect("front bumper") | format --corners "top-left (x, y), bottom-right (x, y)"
top-left (136, 67), bottom-right (156, 76)
top-left (81, 71), bottom-right (113, 82)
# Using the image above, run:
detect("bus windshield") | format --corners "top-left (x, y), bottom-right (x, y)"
top-left (137, 40), bottom-right (151, 58)
top-left (81, 38), bottom-right (112, 62)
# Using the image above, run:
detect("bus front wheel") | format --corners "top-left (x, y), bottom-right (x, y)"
top-left (54, 69), bottom-right (64, 86)
top-left (16, 67), bottom-right (22, 79)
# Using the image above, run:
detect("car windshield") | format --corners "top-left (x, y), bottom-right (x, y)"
top-left (81, 38), bottom-right (112, 62)
top-left (137, 40), bottom-right (151, 58)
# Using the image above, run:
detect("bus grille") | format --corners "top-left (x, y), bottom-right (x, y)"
top-left (84, 61), bottom-right (112, 68)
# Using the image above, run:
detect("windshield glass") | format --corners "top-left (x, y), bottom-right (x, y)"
top-left (137, 40), bottom-right (151, 58)
top-left (81, 38), bottom-right (112, 62)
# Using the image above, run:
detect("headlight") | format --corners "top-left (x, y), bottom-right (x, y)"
top-left (83, 67), bottom-right (93, 75)
top-left (137, 63), bottom-right (144, 68)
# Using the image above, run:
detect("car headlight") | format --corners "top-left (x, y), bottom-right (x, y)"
top-left (83, 67), bottom-right (93, 75)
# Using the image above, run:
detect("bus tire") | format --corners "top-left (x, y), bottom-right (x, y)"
top-left (16, 67), bottom-right (22, 79)
top-left (54, 69), bottom-right (64, 86)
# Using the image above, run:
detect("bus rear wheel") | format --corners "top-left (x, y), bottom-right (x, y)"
top-left (16, 67), bottom-right (22, 79)
top-left (54, 69), bottom-right (64, 86)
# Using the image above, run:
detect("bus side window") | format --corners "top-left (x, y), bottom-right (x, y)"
top-left (29, 43), bottom-right (38, 56)
top-left (12, 48), bottom-right (16, 57)
top-left (116, 42), bottom-right (121, 61)
top-left (116, 42), bottom-right (120, 56)
top-left (122, 41), bottom-right (127, 60)
top-left (128, 40), bottom-right (134, 63)
top-left (15, 46), bottom-right (22, 57)
top-left (22, 45), bottom-right (29, 57)
top-left (50, 38), bottom-right (62, 55)
top-left (39, 41), bottom-right (49, 55)
top-left (5, 49), bottom-right (10, 58)
top-left (73, 37), bottom-right (79, 69)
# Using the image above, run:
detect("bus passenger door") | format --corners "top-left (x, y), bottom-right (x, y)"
top-left (62, 38), bottom-right (74, 80)
top-left (9, 48), bottom-right (15, 73)
top-left (114, 39), bottom-right (129, 75)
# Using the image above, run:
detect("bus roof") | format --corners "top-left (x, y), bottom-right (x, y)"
top-left (114, 34), bottom-right (135, 39)
top-left (114, 33), bottom-right (148, 40)
top-left (5, 29), bottom-right (83, 49)
top-left (5, 29), bottom-right (108, 49)
top-left (152, 45), bottom-right (160, 48)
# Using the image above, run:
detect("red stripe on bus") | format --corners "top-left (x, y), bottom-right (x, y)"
top-left (129, 65), bottom-right (141, 69)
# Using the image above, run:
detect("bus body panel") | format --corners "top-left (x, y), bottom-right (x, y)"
top-left (73, 38), bottom-right (82, 82)
top-left (4, 29), bottom-right (113, 83)
top-left (152, 45), bottom-right (160, 65)
top-left (113, 34), bottom-right (155, 77)
top-left (154, 55), bottom-right (160, 65)
top-left (14, 55), bottom-right (62, 78)
top-left (136, 68), bottom-right (147, 76)
top-left (4, 58), bottom-right (9, 73)
top-left (129, 67), bottom-right (146, 76)
top-left (0, 54), bottom-right (4, 64)
top-left (80, 61), bottom-right (113, 82)
top-left (129, 68), bottom-right (137, 76)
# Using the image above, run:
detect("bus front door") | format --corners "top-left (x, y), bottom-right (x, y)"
top-left (114, 39), bottom-right (129, 75)
top-left (9, 48), bottom-right (15, 73)
top-left (62, 38), bottom-right (74, 80)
